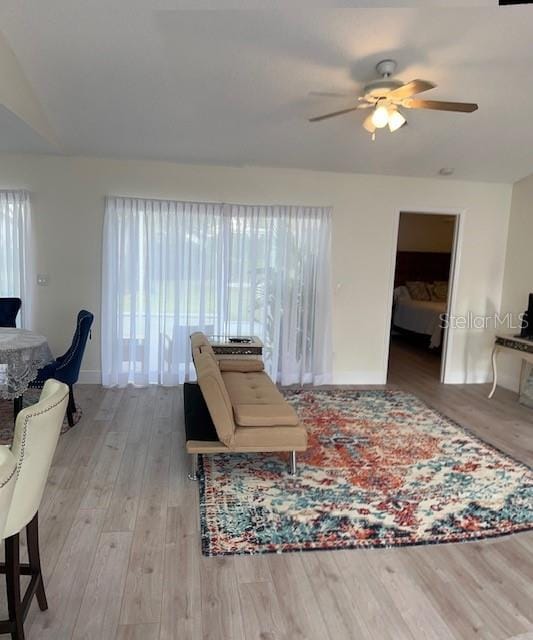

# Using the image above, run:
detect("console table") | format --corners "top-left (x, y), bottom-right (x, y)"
top-left (489, 334), bottom-right (533, 399)
top-left (208, 336), bottom-right (263, 360)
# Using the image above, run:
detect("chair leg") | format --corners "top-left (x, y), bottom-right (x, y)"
top-left (188, 453), bottom-right (199, 481)
top-left (26, 513), bottom-right (47, 611)
top-left (289, 451), bottom-right (297, 475)
top-left (5, 533), bottom-right (25, 640)
top-left (67, 385), bottom-right (76, 427)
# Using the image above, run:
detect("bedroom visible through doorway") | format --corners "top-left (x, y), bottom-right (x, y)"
top-left (388, 211), bottom-right (458, 382)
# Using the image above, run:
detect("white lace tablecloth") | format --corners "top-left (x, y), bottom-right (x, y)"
top-left (0, 329), bottom-right (53, 400)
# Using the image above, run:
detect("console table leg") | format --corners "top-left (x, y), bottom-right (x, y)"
top-left (519, 358), bottom-right (526, 391)
top-left (489, 346), bottom-right (498, 399)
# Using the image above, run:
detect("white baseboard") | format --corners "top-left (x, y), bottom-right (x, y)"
top-left (79, 370), bottom-right (101, 384)
top-left (495, 370), bottom-right (520, 393)
top-left (78, 369), bottom-right (386, 386)
top-left (443, 370), bottom-right (492, 385)
top-left (335, 368), bottom-right (496, 386)
top-left (332, 370), bottom-right (493, 386)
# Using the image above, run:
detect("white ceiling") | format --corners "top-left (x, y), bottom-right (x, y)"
top-left (1, 1), bottom-right (532, 182)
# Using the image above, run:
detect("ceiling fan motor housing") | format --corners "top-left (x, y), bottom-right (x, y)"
top-left (363, 59), bottom-right (403, 100)
top-left (363, 78), bottom-right (404, 100)
top-left (375, 59), bottom-right (397, 77)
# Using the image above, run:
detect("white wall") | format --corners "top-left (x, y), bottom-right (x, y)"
top-left (397, 212), bottom-right (455, 253)
top-left (0, 154), bottom-right (512, 385)
top-left (498, 173), bottom-right (533, 392)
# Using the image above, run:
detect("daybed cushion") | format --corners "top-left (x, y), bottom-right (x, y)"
top-left (186, 424), bottom-right (307, 452)
top-left (232, 425), bottom-right (307, 451)
top-left (218, 359), bottom-right (264, 373)
top-left (222, 371), bottom-right (285, 404)
top-left (233, 403), bottom-right (299, 427)
top-left (222, 370), bottom-right (299, 427)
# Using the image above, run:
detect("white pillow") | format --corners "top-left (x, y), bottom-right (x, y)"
top-left (394, 285), bottom-right (411, 302)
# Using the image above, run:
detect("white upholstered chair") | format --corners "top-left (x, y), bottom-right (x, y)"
top-left (0, 379), bottom-right (69, 640)
top-left (0, 447), bottom-right (17, 548)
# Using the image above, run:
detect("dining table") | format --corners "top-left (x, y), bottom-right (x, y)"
top-left (0, 328), bottom-right (53, 415)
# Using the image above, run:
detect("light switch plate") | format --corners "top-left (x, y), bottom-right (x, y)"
top-left (37, 274), bottom-right (49, 286)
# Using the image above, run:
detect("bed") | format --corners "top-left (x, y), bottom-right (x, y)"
top-left (392, 251), bottom-right (451, 349)
top-left (393, 296), bottom-right (447, 348)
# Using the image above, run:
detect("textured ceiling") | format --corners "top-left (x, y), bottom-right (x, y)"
top-left (0, 1), bottom-right (532, 182)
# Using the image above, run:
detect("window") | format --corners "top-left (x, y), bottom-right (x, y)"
top-left (102, 197), bottom-right (332, 386)
top-left (0, 190), bottom-right (31, 327)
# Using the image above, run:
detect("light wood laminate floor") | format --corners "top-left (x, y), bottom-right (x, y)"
top-left (2, 344), bottom-right (532, 640)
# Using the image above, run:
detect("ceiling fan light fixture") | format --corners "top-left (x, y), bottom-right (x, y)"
top-left (388, 108), bottom-right (406, 132)
top-left (371, 104), bottom-right (389, 129)
top-left (309, 59), bottom-right (479, 130)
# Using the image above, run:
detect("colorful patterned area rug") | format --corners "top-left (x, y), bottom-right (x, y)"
top-left (199, 389), bottom-right (533, 556)
top-left (0, 390), bottom-right (81, 445)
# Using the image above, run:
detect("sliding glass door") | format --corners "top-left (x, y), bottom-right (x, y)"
top-left (102, 197), bottom-right (332, 386)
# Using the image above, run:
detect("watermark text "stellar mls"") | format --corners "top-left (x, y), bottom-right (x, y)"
top-left (440, 312), bottom-right (526, 330)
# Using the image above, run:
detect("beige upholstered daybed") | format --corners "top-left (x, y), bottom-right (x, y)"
top-left (186, 332), bottom-right (307, 477)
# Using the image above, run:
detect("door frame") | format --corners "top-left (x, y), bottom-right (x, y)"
top-left (383, 207), bottom-right (465, 384)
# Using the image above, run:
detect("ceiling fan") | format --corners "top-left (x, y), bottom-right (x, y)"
top-left (309, 59), bottom-right (478, 139)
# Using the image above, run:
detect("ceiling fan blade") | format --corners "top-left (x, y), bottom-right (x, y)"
top-left (404, 99), bottom-right (478, 113)
top-left (362, 114), bottom-right (376, 133)
top-left (388, 79), bottom-right (436, 100)
top-left (308, 105), bottom-right (362, 122)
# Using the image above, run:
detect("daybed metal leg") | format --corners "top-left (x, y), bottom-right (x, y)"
top-left (289, 451), bottom-right (297, 476)
top-left (188, 453), bottom-right (199, 481)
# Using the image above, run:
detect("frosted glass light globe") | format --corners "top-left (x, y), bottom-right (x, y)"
top-left (371, 104), bottom-right (389, 129)
top-left (388, 109), bottom-right (406, 132)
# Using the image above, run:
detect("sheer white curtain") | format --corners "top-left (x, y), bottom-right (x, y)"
top-left (0, 190), bottom-right (32, 327)
top-left (102, 197), bottom-right (332, 386)
top-left (224, 204), bottom-right (332, 385)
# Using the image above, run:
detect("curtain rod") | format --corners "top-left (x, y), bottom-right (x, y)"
top-left (106, 195), bottom-right (332, 211)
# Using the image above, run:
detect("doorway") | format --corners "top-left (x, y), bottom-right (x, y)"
top-left (387, 211), bottom-right (459, 383)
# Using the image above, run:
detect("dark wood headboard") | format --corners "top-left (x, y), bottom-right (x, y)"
top-left (394, 251), bottom-right (451, 288)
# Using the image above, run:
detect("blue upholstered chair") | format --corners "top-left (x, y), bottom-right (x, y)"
top-left (30, 310), bottom-right (94, 426)
top-left (0, 298), bottom-right (22, 328)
